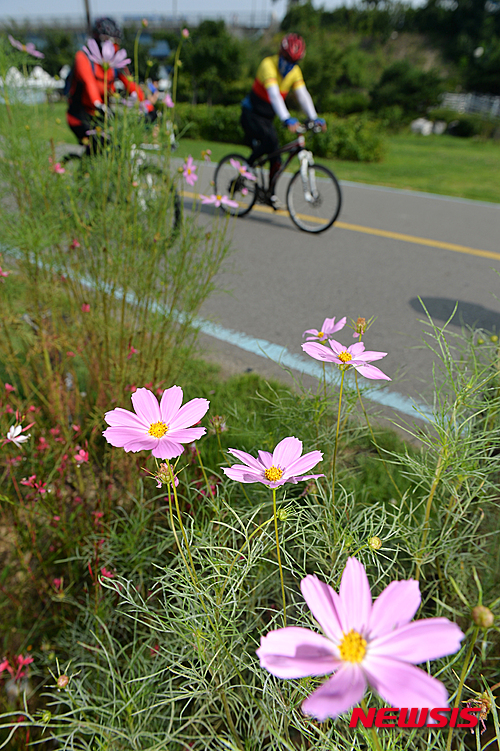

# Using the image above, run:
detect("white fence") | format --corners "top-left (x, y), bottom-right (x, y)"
top-left (441, 92), bottom-right (500, 118)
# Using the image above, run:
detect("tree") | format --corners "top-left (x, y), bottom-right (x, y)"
top-left (370, 60), bottom-right (444, 118)
top-left (182, 21), bottom-right (242, 105)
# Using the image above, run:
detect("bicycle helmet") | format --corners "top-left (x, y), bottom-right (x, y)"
top-left (279, 34), bottom-right (306, 63)
top-left (92, 17), bottom-right (123, 43)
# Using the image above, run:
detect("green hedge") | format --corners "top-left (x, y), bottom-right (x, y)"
top-left (173, 104), bottom-right (386, 162)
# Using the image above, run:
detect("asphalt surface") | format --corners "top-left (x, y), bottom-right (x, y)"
top-left (54, 144), bottom-right (500, 421)
top-left (181, 157), bottom-right (500, 418)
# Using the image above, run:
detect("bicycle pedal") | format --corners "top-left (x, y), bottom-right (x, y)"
top-left (269, 195), bottom-right (283, 211)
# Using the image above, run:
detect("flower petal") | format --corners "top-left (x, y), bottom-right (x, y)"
top-left (302, 664), bottom-right (366, 721)
top-left (104, 407), bottom-right (147, 429)
top-left (257, 627), bottom-right (339, 679)
top-left (339, 557), bottom-right (372, 632)
top-left (352, 350), bottom-right (387, 363)
top-left (152, 438), bottom-right (185, 459)
top-left (362, 655), bottom-right (449, 709)
top-left (122, 435), bottom-right (159, 453)
top-left (273, 436), bottom-right (303, 468)
top-left (257, 450), bottom-right (273, 468)
top-left (227, 448), bottom-right (265, 472)
top-left (284, 450), bottom-right (323, 478)
top-left (354, 363), bottom-right (391, 381)
top-left (300, 575), bottom-right (345, 642)
top-left (168, 427), bottom-right (206, 443)
top-left (303, 328), bottom-right (319, 338)
top-left (370, 618), bottom-right (464, 663)
top-left (222, 466), bottom-right (263, 483)
top-left (103, 426), bottom-right (150, 447)
top-left (302, 341), bottom-right (337, 362)
top-left (168, 397), bottom-right (209, 430)
top-left (369, 580), bottom-right (421, 639)
top-left (159, 386), bottom-right (184, 424)
top-left (131, 388), bottom-right (161, 425)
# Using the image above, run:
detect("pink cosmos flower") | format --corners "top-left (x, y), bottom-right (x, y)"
top-left (303, 316), bottom-right (346, 342)
top-left (5, 383), bottom-right (15, 393)
top-left (82, 38), bottom-right (131, 69)
top-left (8, 35), bottom-right (44, 59)
top-left (81, 303), bottom-right (90, 313)
top-left (164, 93), bottom-right (174, 108)
top-left (257, 557), bottom-right (464, 721)
top-left (229, 158), bottom-right (256, 181)
top-left (70, 239), bottom-right (81, 249)
top-left (201, 149), bottom-right (211, 161)
top-left (182, 156), bottom-right (198, 186)
top-left (0, 267), bottom-right (10, 279)
top-left (182, 28), bottom-right (189, 38)
top-left (222, 436), bottom-right (323, 488)
top-left (200, 193), bottom-right (239, 209)
top-left (100, 567), bottom-right (114, 578)
top-left (49, 156), bottom-right (65, 174)
top-left (103, 385), bottom-right (209, 460)
top-left (302, 339), bottom-right (391, 381)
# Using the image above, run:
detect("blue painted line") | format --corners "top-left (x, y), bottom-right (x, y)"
top-left (1, 244), bottom-right (433, 421)
top-left (190, 318), bottom-right (433, 421)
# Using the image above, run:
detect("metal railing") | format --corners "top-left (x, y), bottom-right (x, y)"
top-left (441, 92), bottom-right (500, 118)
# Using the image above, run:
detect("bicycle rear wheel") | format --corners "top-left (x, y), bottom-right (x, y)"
top-left (286, 164), bottom-right (342, 233)
top-left (213, 153), bottom-right (258, 217)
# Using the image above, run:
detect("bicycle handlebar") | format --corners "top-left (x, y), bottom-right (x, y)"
top-left (295, 121), bottom-right (325, 135)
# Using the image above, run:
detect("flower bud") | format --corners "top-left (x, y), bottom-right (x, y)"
top-left (42, 711), bottom-right (51, 723)
top-left (56, 674), bottom-right (69, 689)
top-left (182, 28), bottom-right (189, 38)
top-left (471, 605), bottom-right (494, 629)
top-left (368, 536), bottom-right (382, 551)
top-left (491, 335), bottom-right (498, 343)
top-left (141, 18), bottom-right (149, 27)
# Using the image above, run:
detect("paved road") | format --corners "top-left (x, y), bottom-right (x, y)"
top-left (182, 158), bottom-right (500, 418)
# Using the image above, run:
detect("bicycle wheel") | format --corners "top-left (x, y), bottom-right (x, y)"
top-left (213, 153), bottom-right (258, 217)
top-left (286, 164), bottom-right (342, 233)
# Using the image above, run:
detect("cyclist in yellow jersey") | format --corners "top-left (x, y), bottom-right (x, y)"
top-left (241, 34), bottom-right (326, 207)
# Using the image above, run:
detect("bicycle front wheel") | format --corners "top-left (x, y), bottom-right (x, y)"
top-left (213, 153), bottom-right (258, 217)
top-left (286, 164), bottom-right (342, 233)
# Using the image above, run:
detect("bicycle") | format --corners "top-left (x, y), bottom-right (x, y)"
top-left (213, 122), bottom-right (342, 234)
top-left (61, 141), bottom-right (182, 235)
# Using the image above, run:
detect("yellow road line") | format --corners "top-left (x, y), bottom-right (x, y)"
top-left (180, 190), bottom-right (500, 261)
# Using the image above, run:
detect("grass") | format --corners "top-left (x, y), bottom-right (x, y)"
top-left (19, 100), bottom-right (500, 203)
top-left (175, 133), bottom-right (500, 204)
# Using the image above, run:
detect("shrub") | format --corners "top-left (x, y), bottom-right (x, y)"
top-left (322, 90), bottom-right (371, 116)
top-left (278, 112), bottom-right (385, 162)
top-left (174, 104), bottom-right (386, 162)
top-left (370, 60), bottom-right (444, 120)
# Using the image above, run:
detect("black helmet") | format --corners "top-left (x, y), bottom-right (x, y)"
top-left (92, 17), bottom-right (123, 43)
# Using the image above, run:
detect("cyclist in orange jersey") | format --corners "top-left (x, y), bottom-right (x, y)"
top-left (66, 17), bottom-right (155, 154)
top-left (241, 33), bottom-right (326, 206)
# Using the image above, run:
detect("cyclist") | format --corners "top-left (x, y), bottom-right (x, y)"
top-left (66, 17), bottom-right (155, 155)
top-left (240, 33), bottom-right (326, 207)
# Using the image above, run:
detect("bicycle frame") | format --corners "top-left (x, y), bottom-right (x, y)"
top-left (252, 134), bottom-right (307, 194)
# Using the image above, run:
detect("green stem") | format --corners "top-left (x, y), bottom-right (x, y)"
top-left (322, 361), bottom-right (327, 401)
top-left (330, 368), bottom-right (346, 514)
top-left (195, 443), bottom-right (214, 499)
top-left (415, 448), bottom-right (446, 581)
top-left (167, 465), bottom-right (197, 583)
top-left (361, 698), bottom-right (383, 751)
top-left (355, 371), bottom-right (402, 499)
top-left (445, 626), bottom-right (479, 751)
top-left (272, 487), bottom-right (286, 626)
top-left (217, 517), bottom-right (274, 605)
top-left (134, 30), bottom-right (141, 93)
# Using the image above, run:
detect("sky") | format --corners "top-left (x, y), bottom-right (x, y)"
top-left (0, 0), bottom-right (299, 24)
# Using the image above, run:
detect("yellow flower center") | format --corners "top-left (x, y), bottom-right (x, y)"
top-left (216, 195), bottom-right (222, 201)
top-left (339, 629), bottom-right (367, 663)
top-left (317, 331), bottom-right (325, 338)
top-left (338, 351), bottom-right (352, 363)
top-left (264, 465), bottom-right (283, 483)
top-left (148, 421), bottom-right (168, 438)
